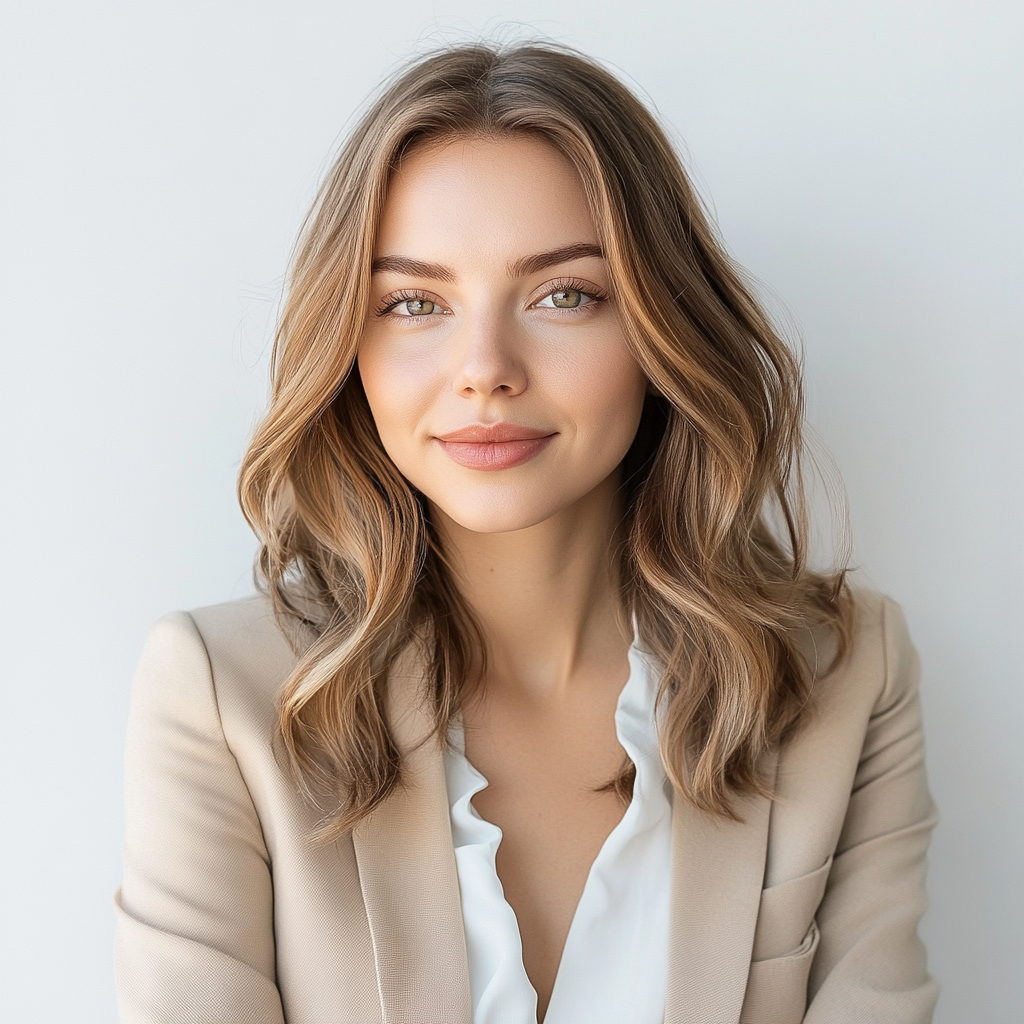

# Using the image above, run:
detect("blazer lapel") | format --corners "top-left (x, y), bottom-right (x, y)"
top-left (351, 650), bottom-right (472, 1024)
top-left (663, 748), bottom-right (779, 1024)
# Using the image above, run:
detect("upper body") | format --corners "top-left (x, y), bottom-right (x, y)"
top-left (115, 42), bottom-right (937, 1024)
top-left (115, 586), bottom-right (937, 1024)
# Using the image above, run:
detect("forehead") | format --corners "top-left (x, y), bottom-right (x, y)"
top-left (374, 135), bottom-right (600, 262)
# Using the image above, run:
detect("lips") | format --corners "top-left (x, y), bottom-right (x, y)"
top-left (434, 423), bottom-right (557, 471)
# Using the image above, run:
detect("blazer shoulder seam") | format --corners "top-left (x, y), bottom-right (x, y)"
top-left (181, 610), bottom-right (272, 858)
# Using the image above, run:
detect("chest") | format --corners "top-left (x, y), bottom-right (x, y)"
top-left (465, 714), bottom-right (629, 923)
top-left (462, 688), bottom-right (630, 1018)
top-left (462, 679), bottom-right (630, 884)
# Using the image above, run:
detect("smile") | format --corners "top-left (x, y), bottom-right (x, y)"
top-left (434, 423), bottom-right (557, 471)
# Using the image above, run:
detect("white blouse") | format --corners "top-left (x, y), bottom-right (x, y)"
top-left (444, 646), bottom-right (673, 1024)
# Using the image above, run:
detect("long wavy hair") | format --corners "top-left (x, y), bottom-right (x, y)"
top-left (238, 41), bottom-right (851, 837)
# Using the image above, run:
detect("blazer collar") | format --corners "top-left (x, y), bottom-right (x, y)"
top-left (351, 648), bottom-right (472, 1024)
top-left (663, 748), bottom-right (779, 1024)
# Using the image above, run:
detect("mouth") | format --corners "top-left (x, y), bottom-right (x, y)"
top-left (434, 423), bottom-right (557, 471)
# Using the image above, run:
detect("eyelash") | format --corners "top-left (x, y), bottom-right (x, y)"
top-left (374, 289), bottom-right (437, 318)
top-left (543, 278), bottom-right (608, 309)
top-left (374, 278), bottom-right (609, 319)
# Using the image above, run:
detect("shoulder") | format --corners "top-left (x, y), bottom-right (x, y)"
top-left (187, 593), bottom-right (303, 684)
top-left (827, 586), bottom-right (918, 713)
top-left (766, 587), bottom-right (929, 881)
top-left (793, 585), bottom-right (918, 716)
top-left (133, 594), bottom-right (303, 748)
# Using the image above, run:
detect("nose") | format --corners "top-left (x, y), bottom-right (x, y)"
top-left (451, 313), bottom-right (527, 399)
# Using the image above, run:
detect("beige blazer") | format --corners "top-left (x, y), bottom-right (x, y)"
top-left (114, 588), bottom-right (938, 1023)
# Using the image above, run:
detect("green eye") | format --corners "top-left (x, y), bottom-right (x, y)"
top-left (550, 288), bottom-right (583, 309)
top-left (402, 298), bottom-right (436, 315)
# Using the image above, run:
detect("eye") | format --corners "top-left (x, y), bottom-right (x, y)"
top-left (390, 297), bottom-right (438, 316)
top-left (533, 280), bottom-right (605, 311)
top-left (540, 288), bottom-right (585, 309)
top-left (376, 291), bottom-right (447, 318)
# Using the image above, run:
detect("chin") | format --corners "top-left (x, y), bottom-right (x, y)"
top-left (429, 487), bottom-right (577, 536)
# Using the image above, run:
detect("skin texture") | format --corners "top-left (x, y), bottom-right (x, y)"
top-left (357, 136), bottom-right (649, 1021)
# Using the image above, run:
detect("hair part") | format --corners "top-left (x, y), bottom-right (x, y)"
top-left (238, 40), bottom-right (851, 838)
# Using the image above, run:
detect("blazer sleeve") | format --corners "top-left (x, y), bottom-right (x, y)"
top-left (804, 597), bottom-right (939, 1023)
top-left (114, 612), bottom-right (286, 1024)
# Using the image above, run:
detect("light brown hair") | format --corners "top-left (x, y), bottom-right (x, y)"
top-left (238, 41), bottom-right (851, 836)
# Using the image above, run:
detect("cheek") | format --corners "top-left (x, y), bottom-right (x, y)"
top-left (356, 344), bottom-right (435, 446)
top-left (557, 339), bottom-right (648, 448)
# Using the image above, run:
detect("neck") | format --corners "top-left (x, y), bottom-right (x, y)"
top-left (432, 473), bottom-right (633, 700)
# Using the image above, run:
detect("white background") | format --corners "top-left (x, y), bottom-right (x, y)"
top-left (1, 2), bottom-right (1021, 1021)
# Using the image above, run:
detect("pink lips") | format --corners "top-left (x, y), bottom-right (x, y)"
top-left (435, 423), bottom-right (557, 471)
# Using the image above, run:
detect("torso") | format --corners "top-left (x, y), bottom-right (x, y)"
top-left (461, 662), bottom-right (631, 1021)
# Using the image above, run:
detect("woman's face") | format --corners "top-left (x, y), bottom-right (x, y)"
top-left (357, 135), bottom-right (648, 535)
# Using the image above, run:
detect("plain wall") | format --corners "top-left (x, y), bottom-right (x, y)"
top-left (1, 2), bottom-right (1020, 1021)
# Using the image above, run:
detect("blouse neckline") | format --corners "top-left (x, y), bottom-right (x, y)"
top-left (444, 644), bottom-right (673, 1024)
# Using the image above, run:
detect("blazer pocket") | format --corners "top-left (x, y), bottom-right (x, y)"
top-left (751, 855), bottom-right (832, 962)
top-left (740, 920), bottom-right (820, 1024)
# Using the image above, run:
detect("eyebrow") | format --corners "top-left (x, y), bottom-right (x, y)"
top-left (370, 242), bottom-right (605, 283)
top-left (509, 243), bottom-right (605, 278)
top-left (370, 255), bottom-right (456, 282)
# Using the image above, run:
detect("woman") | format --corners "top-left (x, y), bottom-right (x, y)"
top-left (114, 42), bottom-right (938, 1024)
